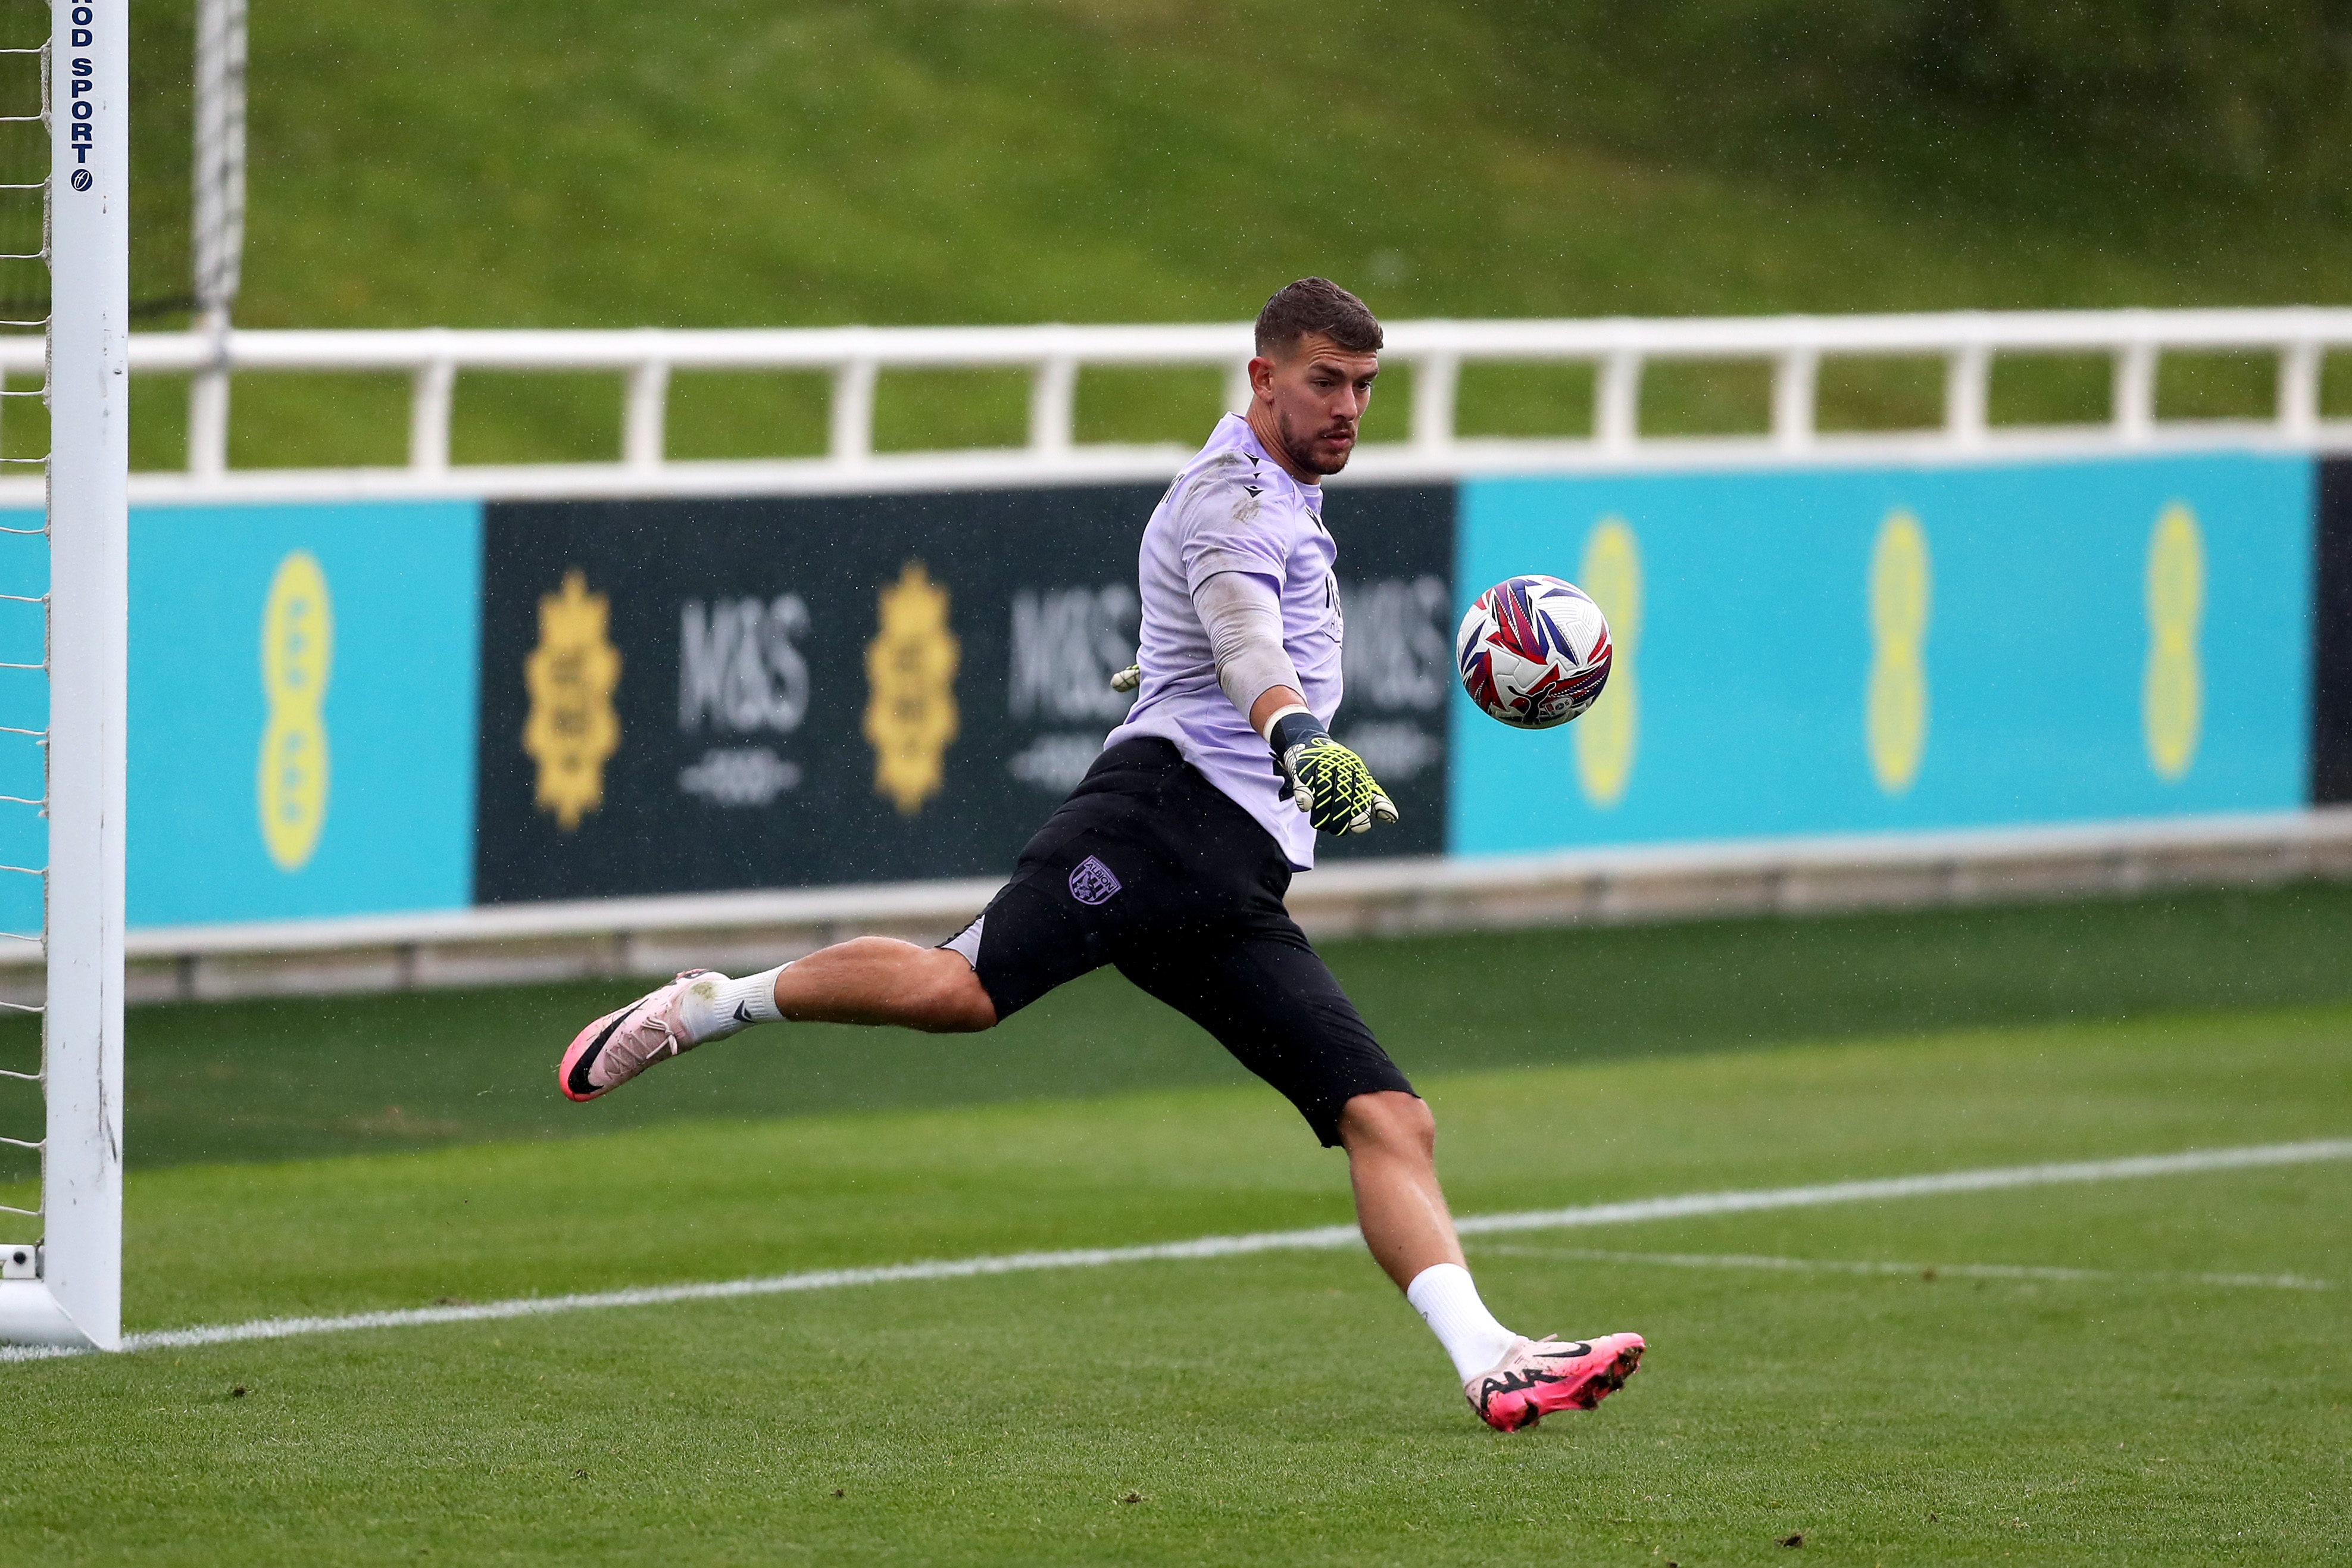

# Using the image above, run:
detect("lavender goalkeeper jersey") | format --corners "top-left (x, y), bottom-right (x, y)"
top-left (1108, 414), bottom-right (1342, 870)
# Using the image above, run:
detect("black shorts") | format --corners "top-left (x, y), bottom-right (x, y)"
top-left (944, 737), bottom-right (1414, 1147)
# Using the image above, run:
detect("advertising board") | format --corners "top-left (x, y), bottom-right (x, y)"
top-left (1453, 455), bottom-right (2316, 854)
top-left (126, 501), bottom-right (484, 925)
top-left (2314, 457), bottom-right (2352, 804)
top-left (473, 483), bottom-right (1454, 904)
top-left (0, 499), bottom-right (483, 933)
top-left (0, 513), bottom-right (42, 939)
top-left (0, 452), bottom-right (2329, 935)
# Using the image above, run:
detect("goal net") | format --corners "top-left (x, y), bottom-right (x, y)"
top-left (0, 0), bottom-right (127, 1352)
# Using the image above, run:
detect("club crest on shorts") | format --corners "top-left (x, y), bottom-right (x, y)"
top-left (1067, 855), bottom-right (1122, 906)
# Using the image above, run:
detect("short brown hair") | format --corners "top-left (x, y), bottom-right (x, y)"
top-left (1255, 277), bottom-right (1383, 358)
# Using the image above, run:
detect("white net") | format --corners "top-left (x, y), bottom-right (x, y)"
top-left (0, 4), bottom-right (51, 1255)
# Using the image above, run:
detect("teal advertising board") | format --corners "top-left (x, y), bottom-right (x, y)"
top-left (125, 501), bottom-right (483, 925)
top-left (0, 517), bottom-right (46, 941)
top-left (0, 454), bottom-right (2332, 935)
top-left (1451, 455), bottom-right (2316, 854)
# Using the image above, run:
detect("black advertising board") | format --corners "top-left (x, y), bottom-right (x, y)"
top-left (475, 482), bottom-right (1455, 902)
top-left (1319, 484), bottom-right (1455, 862)
top-left (2316, 458), bottom-right (2352, 804)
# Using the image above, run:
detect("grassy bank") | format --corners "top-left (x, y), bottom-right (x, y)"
top-left (23, 0), bottom-right (2349, 473)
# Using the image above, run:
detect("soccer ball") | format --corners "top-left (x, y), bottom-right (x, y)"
top-left (1455, 575), bottom-right (1613, 729)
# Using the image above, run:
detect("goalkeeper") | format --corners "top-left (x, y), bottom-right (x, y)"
top-left (557, 279), bottom-right (1643, 1431)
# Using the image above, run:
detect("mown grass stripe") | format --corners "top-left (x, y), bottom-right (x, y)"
top-left (5, 1138), bottom-right (2345, 1364)
top-left (1471, 1245), bottom-right (2336, 1291)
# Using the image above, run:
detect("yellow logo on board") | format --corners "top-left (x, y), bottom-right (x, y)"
top-left (258, 550), bottom-right (333, 871)
top-left (864, 561), bottom-right (960, 814)
top-left (523, 570), bottom-right (623, 831)
top-left (1866, 510), bottom-right (1931, 797)
top-left (2143, 502), bottom-right (2204, 782)
top-left (1573, 518), bottom-right (1641, 808)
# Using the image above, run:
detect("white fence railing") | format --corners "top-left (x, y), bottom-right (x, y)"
top-left (4, 308), bottom-right (2351, 502)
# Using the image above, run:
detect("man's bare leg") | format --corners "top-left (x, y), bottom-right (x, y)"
top-left (768, 937), bottom-right (995, 1032)
top-left (559, 938), bottom-right (991, 1102)
top-left (1338, 1089), bottom-right (1466, 1289)
top-left (1341, 1087), bottom-right (1646, 1427)
top-left (1344, 1089), bottom-right (1518, 1384)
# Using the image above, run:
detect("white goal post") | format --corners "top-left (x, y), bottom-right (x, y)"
top-left (0, 0), bottom-right (128, 1351)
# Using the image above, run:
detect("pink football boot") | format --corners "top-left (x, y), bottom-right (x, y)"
top-left (559, 970), bottom-right (716, 1102)
top-left (1466, 1332), bottom-right (1645, 1431)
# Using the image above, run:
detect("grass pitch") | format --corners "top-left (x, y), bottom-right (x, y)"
top-left (5, 995), bottom-right (2348, 1564)
top-left (31, 879), bottom-right (2352, 1170)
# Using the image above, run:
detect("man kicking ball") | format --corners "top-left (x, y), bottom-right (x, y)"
top-left (557, 278), bottom-right (1643, 1432)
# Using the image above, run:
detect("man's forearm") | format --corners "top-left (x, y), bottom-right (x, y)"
top-left (1249, 685), bottom-right (1307, 737)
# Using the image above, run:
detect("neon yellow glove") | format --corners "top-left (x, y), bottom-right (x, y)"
top-left (1268, 711), bottom-right (1399, 836)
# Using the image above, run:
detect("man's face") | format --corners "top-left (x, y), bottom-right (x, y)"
top-left (1251, 332), bottom-right (1379, 478)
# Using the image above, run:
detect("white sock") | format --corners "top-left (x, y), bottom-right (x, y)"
top-left (1405, 1263), bottom-right (1520, 1382)
top-left (677, 965), bottom-right (786, 1045)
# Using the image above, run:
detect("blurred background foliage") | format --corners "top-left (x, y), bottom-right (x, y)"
top-left (20, 0), bottom-right (2352, 467)
top-left (1544, 1), bottom-right (2352, 208)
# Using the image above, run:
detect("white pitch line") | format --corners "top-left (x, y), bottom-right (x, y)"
top-left (5, 1136), bottom-right (2346, 1364)
top-left (1470, 1245), bottom-right (2337, 1292)
top-left (1444, 1137), bottom-right (2352, 1236)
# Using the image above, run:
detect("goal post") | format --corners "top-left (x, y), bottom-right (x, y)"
top-left (0, 0), bottom-right (128, 1351)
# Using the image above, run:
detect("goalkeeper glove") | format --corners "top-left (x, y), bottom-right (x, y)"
top-left (1266, 709), bottom-right (1399, 836)
top-left (1110, 663), bottom-right (1141, 693)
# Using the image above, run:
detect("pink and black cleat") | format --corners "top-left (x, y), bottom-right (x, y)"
top-left (1465, 1332), bottom-right (1645, 1431)
top-left (559, 970), bottom-right (717, 1102)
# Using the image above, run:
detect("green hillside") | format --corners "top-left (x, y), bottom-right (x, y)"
top-left (75, 2), bottom-right (2352, 468)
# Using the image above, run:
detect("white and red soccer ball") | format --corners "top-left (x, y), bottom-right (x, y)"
top-left (1455, 575), bottom-right (1613, 729)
